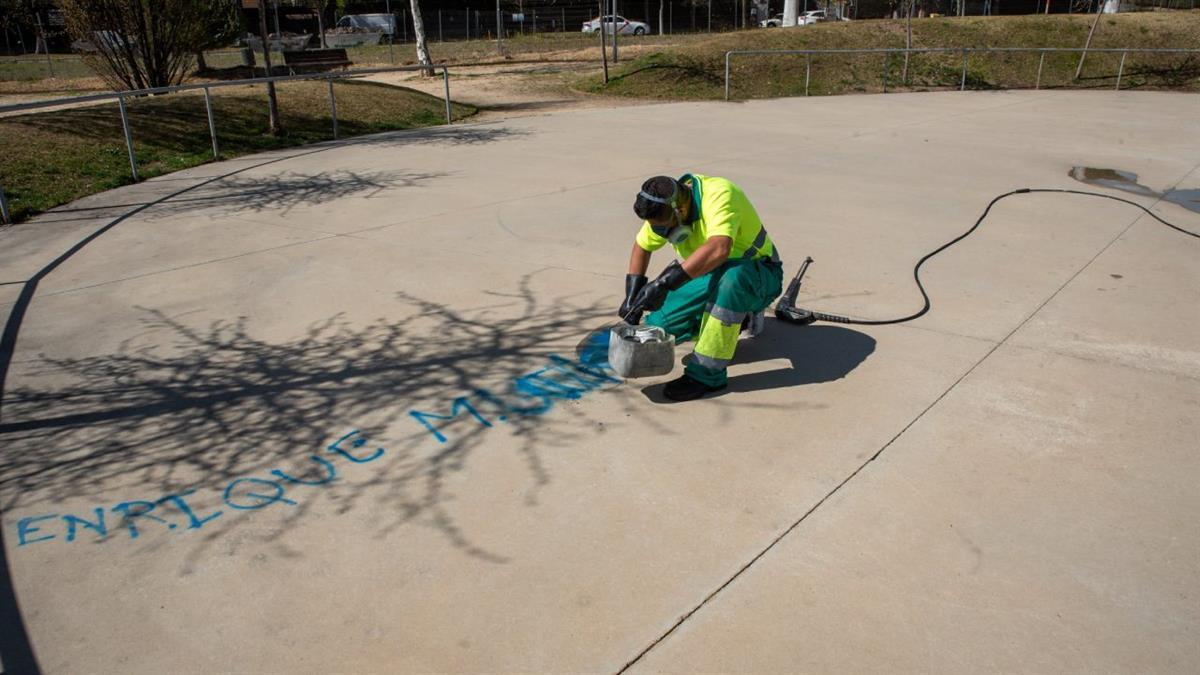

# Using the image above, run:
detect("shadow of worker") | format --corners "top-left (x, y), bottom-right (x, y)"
top-left (725, 319), bottom-right (876, 394)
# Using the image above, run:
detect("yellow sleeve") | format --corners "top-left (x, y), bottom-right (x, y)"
top-left (635, 221), bottom-right (668, 251)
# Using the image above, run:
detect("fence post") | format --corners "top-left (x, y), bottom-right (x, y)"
top-left (443, 68), bottom-right (452, 123)
top-left (0, 185), bottom-right (10, 225)
top-left (724, 52), bottom-right (732, 101)
top-left (117, 96), bottom-right (139, 182)
top-left (203, 86), bottom-right (219, 159)
top-left (882, 50), bottom-right (889, 93)
top-left (1115, 50), bottom-right (1127, 90)
top-left (805, 53), bottom-right (811, 96)
top-left (327, 78), bottom-right (338, 139)
top-left (960, 49), bottom-right (969, 91)
top-left (1035, 49), bottom-right (1045, 89)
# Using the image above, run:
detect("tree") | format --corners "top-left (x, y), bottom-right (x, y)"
top-left (409, 0), bottom-right (433, 75)
top-left (57, 0), bottom-right (229, 90)
top-left (0, 0), bottom-right (47, 55)
top-left (195, 0), bottom-right (242, 73)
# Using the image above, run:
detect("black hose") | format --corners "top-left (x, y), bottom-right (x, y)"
top-left (808, 188), bottom-right (1199, 327)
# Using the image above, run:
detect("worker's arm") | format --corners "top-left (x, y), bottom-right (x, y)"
top-left (627, 242), bottom-right (651, 275)
top-left (681, 236), bottom-right (732, 278)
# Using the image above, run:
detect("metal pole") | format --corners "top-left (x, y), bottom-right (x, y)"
top-left (272, 0), bottom-right (282, 46)
top-left (882, 50), bottom-right (888, 93)
top-left (203, 86), bottom-right (219, 159)
top-left (612, 0), bottom-right (619, 63)
top-left (117, 96), bottom-right (139, 182)
top-left (443, 68), bottom-right (452, 123)
top-left (327, 78), bottom-right (338, 139)
top-left (903, 0), bottom-right (912, 84)
top-left (0, 185), bottom-right (10, 225)
top-left (496, 0), bottom-right (503, 54)
top-left (724, 51), bottom-right (731, 100)
top-left (386, 0), bottom-right (395, 61)
top-left (1035, 49), bottom-right (1045, 89)
top-left (1115, 50), bottom-right (1126, 90)
top-left (960, 49), bottom-right (968, 91)
top-left (805, 53), bottom-right (811, 96)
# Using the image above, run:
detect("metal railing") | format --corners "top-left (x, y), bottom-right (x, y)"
top-left (0, 65), bottom-right (453, 219)
top-left (724, 47), bottom-right (1200, 101)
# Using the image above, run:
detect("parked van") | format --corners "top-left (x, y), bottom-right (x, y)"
top-left (335, 13), bottom-right (396, 35)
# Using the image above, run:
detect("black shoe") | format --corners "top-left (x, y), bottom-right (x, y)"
top-left (663, 374), bottom-right (727, 402)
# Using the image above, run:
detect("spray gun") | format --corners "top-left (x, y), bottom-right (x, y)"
top-left (774, 256), bottom-right (819, 325)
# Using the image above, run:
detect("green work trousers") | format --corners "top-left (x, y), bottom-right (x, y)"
top-left (646, 258), bottom-right (784, 387)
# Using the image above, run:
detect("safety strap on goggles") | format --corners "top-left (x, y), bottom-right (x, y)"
top-left (638, 190), bottom-right (671, 205)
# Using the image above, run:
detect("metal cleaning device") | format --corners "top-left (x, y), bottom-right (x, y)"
top-left (607, 323), bottom-right (676, 378)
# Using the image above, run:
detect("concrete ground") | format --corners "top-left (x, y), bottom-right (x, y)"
top-left (1, 90), bottom-right (1198, 674)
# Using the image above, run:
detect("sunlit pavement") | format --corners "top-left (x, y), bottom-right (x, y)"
top-left (1, 90), bottom-right (1198, 673)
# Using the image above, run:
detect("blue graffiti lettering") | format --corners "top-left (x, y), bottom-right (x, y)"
top-left (17, 514), bottom-right (58, 546)
top-left (111, 501), bottom-right (173, 539)
top-left (409, 396), bottom-right (493, 443)
top-left (157, 490), bottom-right (223, 530)
top-left (15, 352), bottom-right (618, 551)
top-left (326, 430), bottom-right (385, 463)
top-left (63, 508), bottom-right (108, 543)
top-left (271, 455), bottom-right (337, 486)
top-left (548, 354), bottom-right (619, 386)
top-left (223, 478), bottom-right (298, 510)
top-left (517, 368), bottom-right (589, 400)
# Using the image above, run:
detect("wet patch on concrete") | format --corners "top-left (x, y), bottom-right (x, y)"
top-left (1069, 167), bottom-right (1200, 214)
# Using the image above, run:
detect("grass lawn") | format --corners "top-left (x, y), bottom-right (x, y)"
top-left (0, 79), bottom-right (475, 223)
top-left (579, 11), bottom-right (1200, 99)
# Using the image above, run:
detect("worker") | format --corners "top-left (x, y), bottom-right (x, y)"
top-left (620, 174), bottom-right (784, 401)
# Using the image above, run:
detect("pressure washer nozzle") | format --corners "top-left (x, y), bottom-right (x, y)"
top-left (774, 256), bottom-right (818, 325)
top-left (775, 304), bottom-right (818, 325)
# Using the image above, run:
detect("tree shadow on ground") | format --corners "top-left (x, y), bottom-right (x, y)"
top-left (141, 168), bottom-right (451, 218)
top-left (0, 274), bottom-right (640, 563)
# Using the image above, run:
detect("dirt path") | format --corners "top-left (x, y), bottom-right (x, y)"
top-left (362, 57), bottom-right (656, 121)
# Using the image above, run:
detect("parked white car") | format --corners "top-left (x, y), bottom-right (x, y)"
top-left (582, 15), bottom-right (650, 35)
top-left (760, 10), bottom-right (826, 27)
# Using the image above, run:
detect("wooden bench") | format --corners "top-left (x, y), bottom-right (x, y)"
top-left (282, 49), bottom-right (353, 74)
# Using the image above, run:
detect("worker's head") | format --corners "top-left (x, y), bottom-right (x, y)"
top-left (634, 176), bottom-right (692, 244)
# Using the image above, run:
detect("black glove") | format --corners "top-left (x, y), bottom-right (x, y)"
top-left (631, 261), bottom-right (691, 315)
top-left (619, 274), bottom-right (648, 322)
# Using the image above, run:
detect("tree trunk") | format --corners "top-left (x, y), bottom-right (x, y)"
top-left (409, 0), bottom-right (433, 74)
top-left (257, 5), bottom-right (282, 136)
top-left (659, 0), bottom-right (664, 35)
top-left (195, 50), bottom-right (208, 73)
top-left (598, 0), bottom-right (608, 82)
